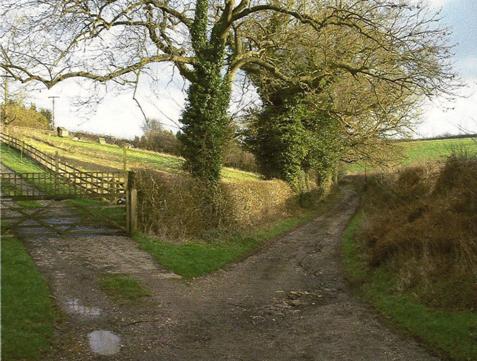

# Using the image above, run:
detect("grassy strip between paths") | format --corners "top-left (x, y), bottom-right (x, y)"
top-left (1, 233), bottom-right (56, 360)
top-left (342, 212), bottom-right (477, 361)
top-left (133, 191), bottom-right (339, 279)
top-left (99, 274), bottom-right (151, 302)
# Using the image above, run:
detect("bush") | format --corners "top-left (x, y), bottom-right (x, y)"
top-left (359, 154), bottom-right (477, 310)
top-left (2, 102), bottom-right (51, 129)
top-left (133, 130), bottom-right (180, 155)
top-left (135, 170), bottom-right (296, 241)
top-left (223, 141), bottom-right (257, 173)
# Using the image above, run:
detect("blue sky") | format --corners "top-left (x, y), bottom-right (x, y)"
top-left (441, 0), bottom-right (476, 75)
top-left (416, 0), bottom-right (477, 136)
top-left (31, 0), bottom-right (477, 139)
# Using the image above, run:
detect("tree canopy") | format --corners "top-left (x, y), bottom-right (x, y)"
top-left (243, 1), bottom-right (458, 188)
top-left (0, 0), bottom-right (458, 187)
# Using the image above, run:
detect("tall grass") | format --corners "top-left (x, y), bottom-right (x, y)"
top-left (357, 152), bottom-right (477, 310)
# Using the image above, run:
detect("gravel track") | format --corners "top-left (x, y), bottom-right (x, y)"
top-left (7, 185), bottom-right (440, 361)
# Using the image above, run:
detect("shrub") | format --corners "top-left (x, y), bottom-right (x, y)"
top-left (135, 170), bottom-right (296, 241)
top-left (2, 102), bottom-right (51, 129)
top-left (359, 154), bottom-right (477, 310)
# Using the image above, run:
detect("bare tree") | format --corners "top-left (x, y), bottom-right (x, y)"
top-left (0, 0), bottom-right (458, 187)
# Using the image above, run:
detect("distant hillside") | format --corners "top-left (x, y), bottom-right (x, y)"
top-left (7, 127), bottom-right (260, 183)
top-left (346, 136), bottom-right (477, 174)
top-left (410, 133), bottom-right (477, 141)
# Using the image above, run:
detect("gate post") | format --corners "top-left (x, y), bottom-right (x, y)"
top-left (126, 171), bottom-right (137, 235)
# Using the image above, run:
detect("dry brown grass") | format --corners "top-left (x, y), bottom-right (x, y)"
top-left (359, 153), bottom-right (477, 310)
top-left (135, 170), bottom-right (297, 241)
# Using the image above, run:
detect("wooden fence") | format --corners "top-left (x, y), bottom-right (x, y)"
top-left (0, 132), bottom-right (126, 198)
top-left (0, 131), bottom-right (138, 234)
top-left (0, 171), bottom-right (124, 200)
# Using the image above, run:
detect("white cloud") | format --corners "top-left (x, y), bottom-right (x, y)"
top-left (29, 73), bottom-right (185, 139)
top-left (418, 78), bottom-right (477, 137)
top-left (425, 0), bottom-right (450, 8)
top-left (456, 55), bottom-right (477, 78)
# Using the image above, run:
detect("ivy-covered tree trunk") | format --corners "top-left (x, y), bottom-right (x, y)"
top-left (179, 0), bottom-right (232, 188)
top-left (180, 63), bottom-right (231, 185)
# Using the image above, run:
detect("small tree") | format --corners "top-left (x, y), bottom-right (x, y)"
top-left (136, 118), bottom-right (180, 154)
top-left (1, 100), bottom-right (51, 129)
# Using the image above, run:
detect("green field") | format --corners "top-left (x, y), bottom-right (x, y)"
top-left (401, 137), bottom-right (477, 164)
top-left (7, 128), bottom-right (260, 182)
top-left (347, 136), bottom-right (477, 173)
top-left (7, 127), bottom-right (476, 178)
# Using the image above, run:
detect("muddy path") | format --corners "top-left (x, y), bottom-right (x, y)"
top-left (11, 185), bottom-right (439, 361)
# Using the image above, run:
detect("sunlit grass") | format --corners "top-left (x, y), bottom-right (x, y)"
top-left (401, 137), bottom-right (477, 164)
top-left (346, 137), bottom-right (477, 174)
top-left (1, 143), bottom-right (45, 173)
top-left (14, 130), bottom-right (260, 182)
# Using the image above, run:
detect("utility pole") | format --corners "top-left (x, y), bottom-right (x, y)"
top-left (1, 72), bottom-right (9, 125)
top-left (48, 95), bottom-right (60, 128)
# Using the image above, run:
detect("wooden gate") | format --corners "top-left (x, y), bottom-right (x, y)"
top-left (0, 170), bottom-right (137, 236)
top-left (0, 131), bottom-right (138, 235)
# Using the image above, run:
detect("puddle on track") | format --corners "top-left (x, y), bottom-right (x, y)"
top-left (65, 298), bottom-right (102, 318)
top-left (88, 330), bottom-right (121, 355)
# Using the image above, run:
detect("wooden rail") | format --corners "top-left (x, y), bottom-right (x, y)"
top-left (0, 132), bottom-right (126, 198)
top-left (0, 131), bottom-right (138, 234)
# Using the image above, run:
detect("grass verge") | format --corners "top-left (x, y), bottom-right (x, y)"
top-left (342, 212), bottom-right (477, 361)
top-left (99, 274), bottom-right (151, 302)
top-left (1, 233), bottom-right (56, 360)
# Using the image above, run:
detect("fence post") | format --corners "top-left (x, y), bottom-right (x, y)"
top-left (126, 171), bottom-right (137, 235)
top-left (123, 147), bottom-right (127, 172)
top-left (55, 151), bottom-right (59, 193)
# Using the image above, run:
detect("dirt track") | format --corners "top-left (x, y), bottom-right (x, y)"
top-left (17, 185), bottom-right (439, 361)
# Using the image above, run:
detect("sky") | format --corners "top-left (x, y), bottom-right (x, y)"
top-left (24, 0), bottom-right (477, 139)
